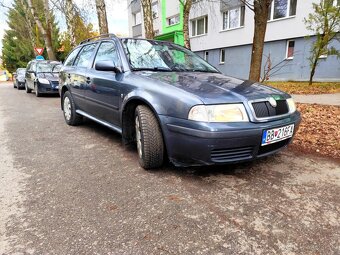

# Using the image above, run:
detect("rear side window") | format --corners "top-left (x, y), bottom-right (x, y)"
top-left (93, 42), bottom-right (120, 67)
top-left (64, 47), bottom-right (81, 66)
top-left (74, 44), bottom-right (97, 68)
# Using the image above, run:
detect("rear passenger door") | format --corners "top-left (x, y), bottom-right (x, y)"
top-left (69, 43), bottom-right (97, 111)
top-left (85, 41), bottom-right (123, 126)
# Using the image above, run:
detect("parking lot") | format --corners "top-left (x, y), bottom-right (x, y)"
top-left (0, 81), bottom-right (339, 254)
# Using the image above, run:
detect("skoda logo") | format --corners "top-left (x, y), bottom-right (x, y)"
top-left (268, 97), bottom-right (277, 107)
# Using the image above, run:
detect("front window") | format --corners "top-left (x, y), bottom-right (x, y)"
top-left (268, 0), bottom-right (297, 21)
top-left (93, 41), bottom-right (120, 67)
top-left (134, 12), bottom-right (142, 25)
top-left (222, 6), bottom-right (245, 30)
top-left (191, 16), bottom-right (208, 36)
top-left (36, 62), bottom-right (61, 73)
top-left (122, 39), bottom-right (218, 73)
top-left (167, 15), bottom-right (179, 26)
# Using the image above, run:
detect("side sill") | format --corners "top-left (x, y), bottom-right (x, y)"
top-left (76, 110), bottom-right (122, 134)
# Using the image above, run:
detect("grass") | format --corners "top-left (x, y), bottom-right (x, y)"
top-left (264, 81), bottom-right (340, 95)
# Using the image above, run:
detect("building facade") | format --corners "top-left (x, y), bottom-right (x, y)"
top-left (127, 0), bottom-right (340, 81)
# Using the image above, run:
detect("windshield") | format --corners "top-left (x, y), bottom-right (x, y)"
top-left (17, 69), bottom-right (26, 75)
top-left (122, 39), bottom-right (219, 73)
top-left (37, 63), bottom-right (61, 73)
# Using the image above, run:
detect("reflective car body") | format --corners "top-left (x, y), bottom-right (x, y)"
top-left (59, 36), bottom-right (301, 167)
top-left (13, 68), bottom-right (26, 89)
top-left (25, 60), bottom-right (61, 95)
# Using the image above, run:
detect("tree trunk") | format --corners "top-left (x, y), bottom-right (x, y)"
top-left (248, 0), bottom-right (271, 82)
top-left (95, 0), bottom-right (109, 34)
top-left (141, 0), bottom-right (154, 39)
top-left (183, 0), bottom-right (192, 49)
top-left (19, 0), bottom-right (36, 50)
top-left (27, 0), bottom-right (56, 60)
top-left (65, 0), bottom-right (77, 47)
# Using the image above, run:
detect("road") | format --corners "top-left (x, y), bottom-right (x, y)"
top-left (0, 81), bottom-right (339, 254)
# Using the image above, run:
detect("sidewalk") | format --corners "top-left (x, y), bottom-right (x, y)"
top-left (292, 93), bottom-right (340, 106)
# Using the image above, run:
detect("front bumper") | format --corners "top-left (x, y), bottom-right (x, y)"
top-left (17, 81), bottom-right (25, 88)
top-left (159, 111), bottom-right (301, 167)
top-left (37, 82), bottom-right (59, 94)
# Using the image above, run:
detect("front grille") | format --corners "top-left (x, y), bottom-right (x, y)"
top-left (211, 146), bottom-right (254, 162)
top-left (258, 139), bottom-right (290, 155)
top-left (252, 100), bottom-right (289, 118)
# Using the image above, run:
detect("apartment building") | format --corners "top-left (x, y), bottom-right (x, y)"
top-left (127, 0), bottom-right (340, 81)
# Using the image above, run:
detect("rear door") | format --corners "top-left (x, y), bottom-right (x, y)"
top-left (84, 40), bottom-right (123, 126)
top-left (26, 62), bottom-right (36, 89)
top-left (68, 43), bottom-right (97, 111)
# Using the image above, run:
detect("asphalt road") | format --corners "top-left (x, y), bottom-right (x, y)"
top-left (0, 81), bottom-right (339, 254)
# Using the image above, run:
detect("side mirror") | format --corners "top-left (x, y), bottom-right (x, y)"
top-left (95, 61), bottom-right (122, 73)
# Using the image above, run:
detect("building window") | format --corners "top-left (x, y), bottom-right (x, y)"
top-left (167, 15), bottom-right (180, 26)
top-left (286, 40), bottom-right (295, 59)
top-left (268, 0), bottom-right (297, 21)
top-left (152, 3), bottom-right (158, 19)
top-left (222, 6), bottom-right (245, 30)
top-left (219, 49), bottom-right (225, 64)
top-left (204, 51), bottom-right (209, 61)
top-left (191, 16), bottom-right (208, 36)
top-left (133, 12), bottom-right (141, 25)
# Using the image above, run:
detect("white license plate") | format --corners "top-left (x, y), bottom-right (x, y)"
top-left (261, 124), bottom-right (294, 146)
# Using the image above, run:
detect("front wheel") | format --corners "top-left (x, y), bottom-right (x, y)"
top-left (35, 83), bottom-right (41, 97)
top-left (25, 81), bottom-right (32, 93)
top-left (62, 91), bottom-right (82, 126)
top-left (135, 105), bottom-right (164, 169)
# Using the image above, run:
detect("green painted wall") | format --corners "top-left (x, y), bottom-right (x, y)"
top-left (155, 0), bottom-right (184, 46)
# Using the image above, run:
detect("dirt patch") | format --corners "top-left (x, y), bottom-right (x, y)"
top-left (292, 103), bottom-right (340, 159)
top-left (265, 81), bottom-right (340, 94)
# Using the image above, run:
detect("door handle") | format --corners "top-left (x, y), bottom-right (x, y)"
top-left (86, 77), bottom-right (91, 84)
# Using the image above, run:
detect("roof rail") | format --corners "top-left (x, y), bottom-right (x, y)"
top-left (79, 33), bottom-right (118, 45)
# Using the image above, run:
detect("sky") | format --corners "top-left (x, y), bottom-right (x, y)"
top-left (0, 0), bottom-right (129, 53)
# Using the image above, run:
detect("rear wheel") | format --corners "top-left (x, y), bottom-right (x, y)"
top-left (135, 105), bottom-right (164, 169)
top-left (63, 91), bottom-right (82, 126)
top-left (25, 81), bottom-right (32, 93)
top-left (17, 82), bottom-right (20, 90)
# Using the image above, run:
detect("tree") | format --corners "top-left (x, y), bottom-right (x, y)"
top-left (240, 0), bottom-right (273, 82)
top-left (141, 0), bottom-right (154, 39)
top-left (27, 0), bottom-right (57, 60)
top-left (180, 0), bottom-right (193, 49)
top-left (304, 0), bottom-right (340, 85)
top-left (95, 0), bottom-right (109, 34)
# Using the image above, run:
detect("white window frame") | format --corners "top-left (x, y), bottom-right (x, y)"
top-left (222, 6), bottom-right (244, 31)
top-left (286, 40), bottom-right (295, 60)
top-left (268, 0), bottom-right (296, 21)
top-left (191, 16), bottom-right (208, 37)
top-left (152, 3), bottom-right (158, 19)
top-left (133, 11), bottom-right (142, 26)
top-left (219, 49), bottom-right (225, 64)
top-left (204, 51), bottom-right (209, 61)
top-left (167, 15), bottom-right (180, 26)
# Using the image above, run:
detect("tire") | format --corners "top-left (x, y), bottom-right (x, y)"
top-left (17, 83), bottom-right (20, 90)
top-left (13, 82), bottom-right (16, 88)
top-left (135, 105), bottom-right (164, 169)
top-left (25, 81), bottom-right (32, 93)
top-left (35, 83), bottom-right (41, 97)
top-left (62, 91), bottom-right (82, 126)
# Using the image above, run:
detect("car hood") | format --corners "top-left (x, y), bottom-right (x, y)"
top-left (136, 71), bottom-right (289, 104)
top-left (37, 73), bottom-right (59, 81)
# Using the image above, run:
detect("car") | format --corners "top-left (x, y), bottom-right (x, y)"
top-left (59, 34), bottom-right (301, 169)
top-left (13, 68), bottom-right (26, 90)
top-left (25, 60), bottom-right (61, 97)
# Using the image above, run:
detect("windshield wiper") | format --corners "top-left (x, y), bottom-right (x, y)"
top-left (132, 67), bottom-right (172, 72)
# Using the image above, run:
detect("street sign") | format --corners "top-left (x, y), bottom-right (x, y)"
top-left (34, 47), bottom-right (44, 55)
top-left (36, 55), bottom-right (45, 60)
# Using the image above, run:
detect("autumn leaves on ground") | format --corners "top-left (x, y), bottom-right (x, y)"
top-left (269, 82), bottom-right (340, 160)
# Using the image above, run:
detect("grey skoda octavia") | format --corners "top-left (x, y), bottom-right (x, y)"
top-left (59, 34), bottom-right (301, 169)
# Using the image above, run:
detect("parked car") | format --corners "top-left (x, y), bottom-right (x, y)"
top-left (13, 68), bottom-right (26, 89)
top-left (59, 34), bottom-right (301, 169)
top-left (25, 60), bottom-right (61, 97)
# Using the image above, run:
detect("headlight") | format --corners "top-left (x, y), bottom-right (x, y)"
top-left (38, 78), bottom-right (50, 84)
top-left (287, 98), bottom-right (296, 113)
top-left (188, 104), bottom-right (249, 122)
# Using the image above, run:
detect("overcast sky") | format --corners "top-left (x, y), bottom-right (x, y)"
top-left (0, 0), bottom-right (129, 53)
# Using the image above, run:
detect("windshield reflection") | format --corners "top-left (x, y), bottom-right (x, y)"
top-left (122, 39), bottom-right (219, 73)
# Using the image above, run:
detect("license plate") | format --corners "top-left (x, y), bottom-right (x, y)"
top-left (261, 124), bottom-right (294, 146)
